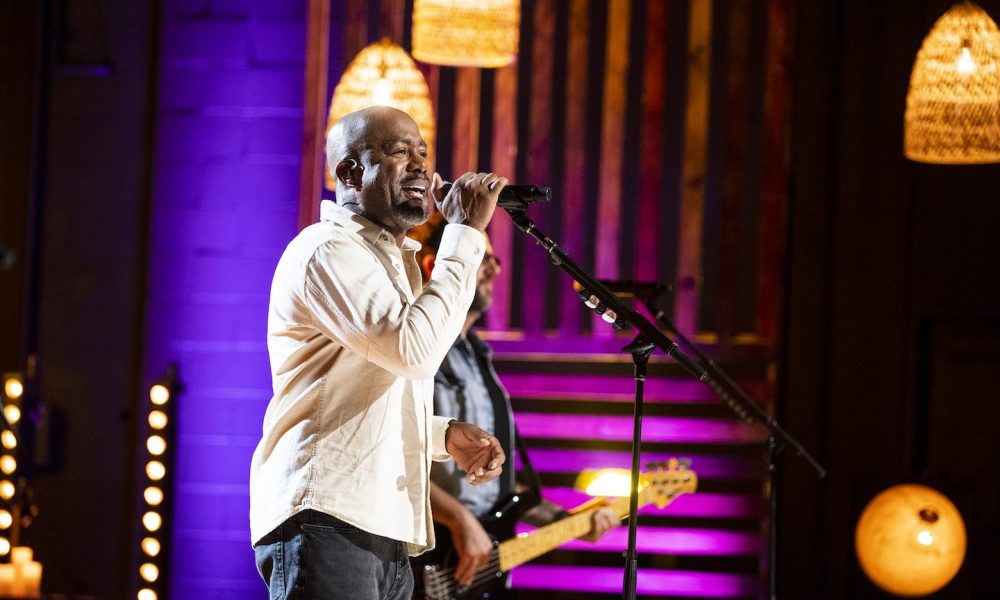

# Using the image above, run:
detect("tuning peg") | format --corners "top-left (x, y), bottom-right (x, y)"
top-left (646, 461), bottom-right (665, 472)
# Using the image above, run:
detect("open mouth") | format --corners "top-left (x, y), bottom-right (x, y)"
top-left (401, 184), bottom-right (426, 200)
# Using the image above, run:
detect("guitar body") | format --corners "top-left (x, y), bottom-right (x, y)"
top-left (413, 463), bottom-right (698, 600)
top-left (414, 490), bottom-right (537, 600)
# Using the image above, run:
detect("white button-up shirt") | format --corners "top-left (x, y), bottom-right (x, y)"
top-left (249, 201), bottom-right (484, 554)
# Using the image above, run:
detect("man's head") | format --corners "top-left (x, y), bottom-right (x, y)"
top-left (326, 106), bottom-right (432, 236)
top-left (410, 212), bottom-right (501, 315)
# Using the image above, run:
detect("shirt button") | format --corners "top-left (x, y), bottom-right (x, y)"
top-left (473, 248), bottom-right (481, 255)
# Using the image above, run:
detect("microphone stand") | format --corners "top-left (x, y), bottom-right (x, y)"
top-left (503, 206), bottom-right (826, 600)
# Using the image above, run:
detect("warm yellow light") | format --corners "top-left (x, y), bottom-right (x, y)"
top-left (326, 39), bottom-right (436, 191)
top-left (3, 377), bottom-right (23, 400)
top-left (149, 384), bottom-right (170, 406)
top-left (147, 435), bottom-right (167, 456)
top-left (137, 589), bottom-right (158, 600)
top-left (575, 468), bottom-right (640, 497)
top-left (148, 410), bottom-right (168, 430)
top-left (0, 456), bottom-right (15, 475)
top-left (144, 486), bottom-right (164, 506)
top-left (855, 483), bottom-right (966, 596)
top-left (0, 510), bottom-right (11, 529)
top-left (140, 562), bottom-right (159, 583)
top-left (1, 431), bottom-right (16, 450)
top-left (142, 511), bottom-right (162, 532)
top-left (0, 480), bottom-right (14, 500)
top-left (904, 2), bottom-right (1000, 164)
top-left (146, 461), bottom-right (166, 481)
top-left (412, 0), bottom-right (521, 67)
top-left (957, 46), bottom-right (978, 73)
top-left (3, 405), bottom-right (20, 425)
top-left (0, 538), bottom-right (9, 556)
top-left (141, 536), bottom-right (161, 557)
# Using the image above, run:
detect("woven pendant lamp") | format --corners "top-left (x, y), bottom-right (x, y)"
top-left (412, 0), bottom-right (520, 67)
top-left (904, 2), bottom-right (1000, 164)
top-left (325, 39), bottom-right (436, 190)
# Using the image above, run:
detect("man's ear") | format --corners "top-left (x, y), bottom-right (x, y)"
top-left (335, 159), bottom-right (363, 190)
top-left (420, 254), bottom-right (436, 279)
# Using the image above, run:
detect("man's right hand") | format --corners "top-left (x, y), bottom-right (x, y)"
top-left (450, 513), bottom-right (494, 588)
top-left (434, 171), bottom-right (508, 232)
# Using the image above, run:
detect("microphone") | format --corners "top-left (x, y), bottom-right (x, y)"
top-left (573, 279), bottom-right (672, 301)
top-left (440, 182), bottom-right (551, 211)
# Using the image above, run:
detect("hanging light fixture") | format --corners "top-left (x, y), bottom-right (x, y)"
top-left (411, 0), bottom-right (520, 67)
top-left (325, 39), bottom-right (436, 191)
top-left (904, 2), bottom-right (1000, 164)
top-left (855, 483), bottom-right (967, 596)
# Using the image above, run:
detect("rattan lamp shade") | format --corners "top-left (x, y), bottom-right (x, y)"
top-left (325, 39), bottom-right (436, 190)
top-left (412, 0), bottom-right (520, 67)
top-left (904, 3), bottom-right (1000, 164)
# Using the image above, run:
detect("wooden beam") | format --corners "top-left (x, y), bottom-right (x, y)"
top-left (298, 0), bottom-right (331, 230)
top-left (676, 0), bottom-right (713, 335)
top-left (486, 64), bottom-right (518, 331)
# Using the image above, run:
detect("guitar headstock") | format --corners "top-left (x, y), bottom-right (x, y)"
top-left (640, 458), bottom-right (698, 509)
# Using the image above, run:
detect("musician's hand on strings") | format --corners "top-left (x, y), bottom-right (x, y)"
top-left (445, 421), bottom-right (505, 485)
top-left (450, 513), bottom-right (494, 588)
top-left (578, 506), bottom-right (620, 542)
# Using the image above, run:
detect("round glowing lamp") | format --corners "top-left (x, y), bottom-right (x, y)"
top-left (0, 510), bottom-right (11, 529)
top-left (147, 435), bottom-right (167, 456)
top-left (0, 538), bottom-right (9, 556)
top-left (148, 410), bottom-right (168, 430)
top-left (0, 456), bottom-right (16, 475)
top-left (855, 483), bottom-right (966, 596)
top-left (142, 511), bottom-right (162, 532)
top-left (3, 377), bottom-right (23, 400)
top-left (0, 480), bottom-right (15, 500)
top-left (3, 405), bottom-right (21, 426)
top-left (141, 537), bottom-right (161, 557)
top-left (138, 589), bottom-right (157, 600)
top-left (1, 430), bottom-right (17, 449)
top-left (139, 562), bottom-right (159, 583)
top-left (144, 486), bottom-right (164, 506)
top-left (149, 384), bottom-right (170, 406)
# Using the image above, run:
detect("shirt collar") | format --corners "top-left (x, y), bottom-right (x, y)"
top-left (321, 199), bottom-right (422, 253)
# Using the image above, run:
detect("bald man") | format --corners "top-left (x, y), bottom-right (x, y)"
top-left (250, 106), bottom-right (510, 599)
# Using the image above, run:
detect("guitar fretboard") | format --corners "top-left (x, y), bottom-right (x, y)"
top-left (496, 491), bottom-right (639, 572)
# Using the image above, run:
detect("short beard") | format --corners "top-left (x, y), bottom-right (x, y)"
top-left (469, 290), bottom-right (491, 313)
top-left (385, 179), bottom-right (429, 229)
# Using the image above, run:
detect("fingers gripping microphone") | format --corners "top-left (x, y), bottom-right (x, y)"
top-left (440, 182), bottom-right (551, 211)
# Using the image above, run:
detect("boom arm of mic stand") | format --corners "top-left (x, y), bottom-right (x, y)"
top-left (504, 208), bottom-right (707, 381)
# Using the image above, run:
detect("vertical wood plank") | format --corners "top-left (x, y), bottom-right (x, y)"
top-left (379, 0), bottom-right (405, 42)
top-left (298, 0), bottom-right (331, 230)
top-left (558, 0), bottom-right (591, 337)
top-left (718, 0), bottom-right (753, 341)
top-left (676, 0), bottom-right (713, 335)
top-left (344, 0), bottom-right (369, 60)
top-left (757, 0), bottom-right (793, 340)
top-left (635, 0), bottom-right (668, 284)
top-left (520, 0), bottom-right (555, 335)
top-left (487, 64), bottom-right (519, 331)
top-left (593, 0), bottom-right (631, 335)
top-left (451, 68), bottom-right (481, 175)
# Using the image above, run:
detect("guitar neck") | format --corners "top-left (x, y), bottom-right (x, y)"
top-left (496, 492), bottom-right (642, 572)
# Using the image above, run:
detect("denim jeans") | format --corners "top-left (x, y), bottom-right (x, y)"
top-left (255, 509), bottom-right (414, 600)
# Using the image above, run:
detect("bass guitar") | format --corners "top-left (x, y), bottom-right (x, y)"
top-left (419, 461), bottom-right (698, 600)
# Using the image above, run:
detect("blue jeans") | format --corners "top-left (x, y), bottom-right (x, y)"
top-left (255, 509), bottom-right (414, 600)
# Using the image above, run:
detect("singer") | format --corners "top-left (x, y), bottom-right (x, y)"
top-left (250, 106), bottom-right (508, 600)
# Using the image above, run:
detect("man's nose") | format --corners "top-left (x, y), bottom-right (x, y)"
top-left (408, 151), bottom-right (427, 172)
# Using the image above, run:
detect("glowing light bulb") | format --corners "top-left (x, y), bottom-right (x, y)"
top-left (140, 562), bottom-right (159, 582)
top-left (148, 410), bottom-right (168, 430)
top-left (138, 589), bottom-right (158, 600)
top-left (3, 378), bottom-right (23, 400)
top-left (3, 405), bottom-right (20, 425)
top-left (917, 530), bottom-right (935, 545)
top-left (0, 456), bottom-right (16, 475)
top-left (143, 511), bottom-right (162, 532)
top-left (149, 384), bottom-right (170, 405)
top-left (1, 431), bottom-right (16, 449)
top-left (146, 461), bottom-right (166, 481)
top-left (147, 435), bottom-right (167, 456)
top-left (0, 480), bottom-right (15, 500)
top-left (957, 46), bottom-right (977, 73)
top-left (0, 510), bottom-right (11, 529)
top-left (144, 486), bottom-right (164, 506)
top-left (142, 537), bottom-right (161, 557)
top-left (0, 538), bottom-right (9, 556)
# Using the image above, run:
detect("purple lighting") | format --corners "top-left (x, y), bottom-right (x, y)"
top-left (541, 487), bottom-right (765, 519)
top-left (510, 565), bottom-right (761, 597)
top-left (515, 413), bottom-right (768, 444)
top-left (515, 448), bottom-right (765, 478)
top-left (513, 523), bottom-right (763, 555)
